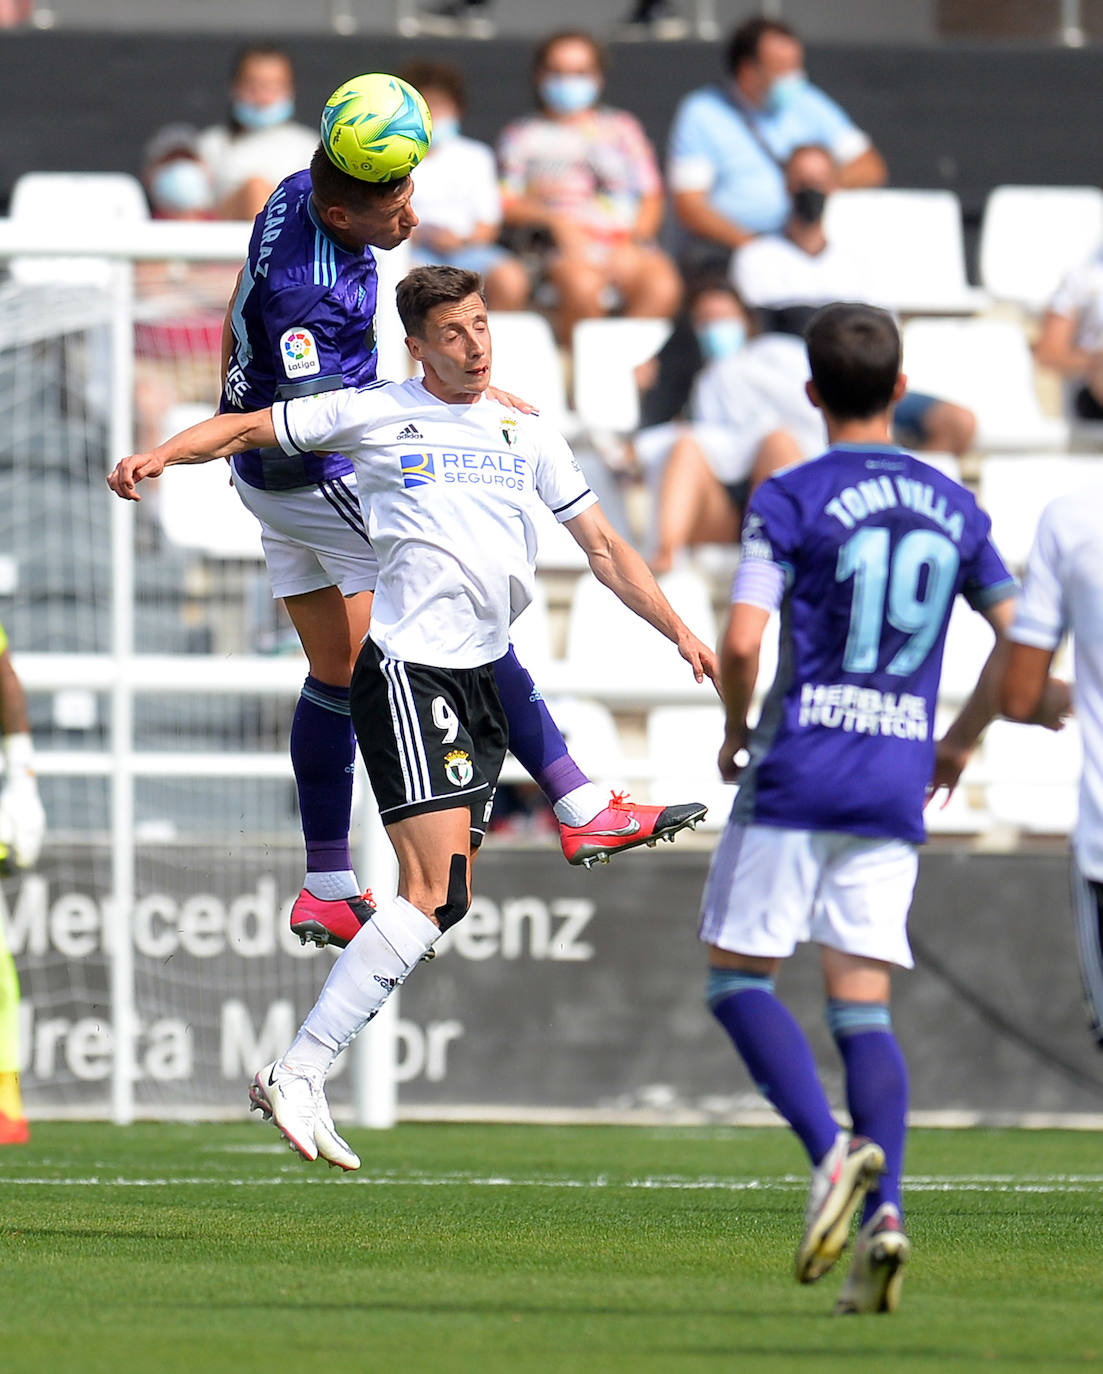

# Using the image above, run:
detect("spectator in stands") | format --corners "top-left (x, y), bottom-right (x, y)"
top-left (733, 144), bottom-right (976, 457)
top-left (667, 16), bottom-right (886, 274)
top-left (142, 124), bottom-right (216, 220)
top-left (198, 44), bottom-right (317, 222)
top-left (1034, 250), bottom-right (1103, 421)
top-left (626, 279), bottom-right (802, 572)
top-left (400, 60), bottom-right (529, 311)
top-left (498, 29), bottom-right (682, 343)
top-left (134, 126), bottom-right (239, 451)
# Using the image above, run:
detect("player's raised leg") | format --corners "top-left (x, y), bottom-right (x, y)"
top-left (284, 585), bottom-right (376, 948)
top-left (492, 646), bottom-right (707, 867)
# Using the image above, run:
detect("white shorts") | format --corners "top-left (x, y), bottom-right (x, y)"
top-left (635, 420), bottom-right (759, 488)
top-left (231, 463), bottom-right (379, 600)
top-left (698, 821), bottom-right (918, 969)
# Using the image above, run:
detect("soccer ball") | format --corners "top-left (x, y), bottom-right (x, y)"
top-left (320, 73), bottom-right (433, 182)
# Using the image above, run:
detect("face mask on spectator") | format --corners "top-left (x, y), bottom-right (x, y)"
top-left (765, 71), bottom-right (807, 114)
top-left (696, 319), bottom-right (747, 362)
top-left (431, 115), bottom-right (460, 144)
top-left (791, 186), bottom-right (827, 224)
top-left (540, 74), bottom-right (600, 115)
top-left (232, 97), bottom-right (294, 130)
top-left (150, 159), bottom-right (214, 214)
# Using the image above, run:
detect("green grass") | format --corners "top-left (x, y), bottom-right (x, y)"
top-left (2, 1122), bottom-right (1101, 1373)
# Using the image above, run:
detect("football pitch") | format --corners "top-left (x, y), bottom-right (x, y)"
top-left (2, 1123), bottom-right (1100, 1374)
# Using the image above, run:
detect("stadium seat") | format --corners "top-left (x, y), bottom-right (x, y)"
top-left (544, 696), bottom-right (625, 780)
top-left (978, 185), bottom-right (1103, 314)
top-left (487, 311), bottom-right (578, 437)
top-left (9, 172), bottom-right (149, 286)
top-left (901, 318), bottom-right (1067, 450)
top-left (939, 600), bottom-right (997, 702)
top-left (646, 704), bottom-right (733, 828)
top-left (373, 237), bottom-right (413, 382)
top-left (978, 453), bottom-right (1102, 569)
top-left (983, 717), bottom-right (1082, 834)
top-left (823, 189), bottom-right (985, 314)
top-left (572, 317), bottom-right (674, 435)
top-left (507, 574), bottom-right (555, 676)
top-left (156, 404), bottom-right (264, 559)
top-left (565, 566), bottom-right (716, 687)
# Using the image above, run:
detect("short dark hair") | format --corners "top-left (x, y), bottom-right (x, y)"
top-left (400, 59), bottom-right (466, 114)
top-left (230, 43), bottom-right (293, 83)
top-left (725, 17), bottom-right (799, 74)
top-left (532, 29), bottom-right (607, 81)
top-left (397, 265), bottom-right (486, 337)
top-left (309, 145), bottom-right (411, 211)
top-left (805, 303), bottom-right (901, 420)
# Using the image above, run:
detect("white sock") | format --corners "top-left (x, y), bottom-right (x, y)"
top-left (552, 782), bottom-right (609, 827)
top-left (284, 896), bottom-right (440, 1079)
top-left (302, 869), bottom-right (360, 901)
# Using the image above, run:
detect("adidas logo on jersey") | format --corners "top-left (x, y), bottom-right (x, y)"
top-left (396, 423), bottom-right (423, 440)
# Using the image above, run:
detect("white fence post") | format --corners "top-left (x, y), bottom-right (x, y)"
top-left (108, 259), bottom-right (137, 1126)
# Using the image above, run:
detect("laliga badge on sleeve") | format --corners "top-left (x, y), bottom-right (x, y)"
top-left (280, 327), bottom-right (320, 379)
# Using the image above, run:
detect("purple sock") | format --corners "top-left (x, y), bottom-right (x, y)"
top-left (828, 1001), bottom-right (908, 1221)
top-left (707, 970), bottom-right (839, 1166)
top-left (492, 646), bottom-right (588, 804)
top-left (291, 675), bottom-right (355, 874)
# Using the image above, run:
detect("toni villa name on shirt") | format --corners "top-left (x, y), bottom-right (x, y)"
top-left (823, 473), bottom-right (966, 543)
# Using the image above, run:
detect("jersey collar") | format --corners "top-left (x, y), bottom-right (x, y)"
top-left (306, 195), bottom-right (365, 256)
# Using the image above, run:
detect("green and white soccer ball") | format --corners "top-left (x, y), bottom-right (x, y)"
top-left (321, 73), bottom-right (433, 182)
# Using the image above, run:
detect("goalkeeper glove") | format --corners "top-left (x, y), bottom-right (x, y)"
top-left (0, 732), bottom-right (46, 871)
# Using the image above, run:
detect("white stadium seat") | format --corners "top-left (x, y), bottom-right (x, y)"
top-left (823, 189), bottom-right (985, 314)
top-left (565, 566), bottom-right (716, 687)
top-left (372, 238), bottom-right (413, 383)
top-left (487, 311), bottom-right (577, 436)
top-left (978, 185), bottom-right (1103, 314)
top-left (156, 404), bottom-right (264, 559)
top-left (572, 317), bottom-right (674, 435)
top-left (646, 704), bottom-right (733, 829)
top-left (507, 574), bottom-right (555, 676)
top-left (983, 717), bottom-right (1082, 834)
top-left (978, 454), bottom-right (1102, 569)
top-left (901, 318), bottom-right (1067, 450)
top-left (9, 172), bottom-right (148, 285)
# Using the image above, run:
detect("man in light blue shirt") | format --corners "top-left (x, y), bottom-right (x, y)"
top-left (667, 17), bottom-right (886, 271)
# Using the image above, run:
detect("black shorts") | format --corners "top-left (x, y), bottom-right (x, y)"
top-left (350, 639), bottom-right (509, 843)
top-left (1073, 386), bottom-right (1103, 421)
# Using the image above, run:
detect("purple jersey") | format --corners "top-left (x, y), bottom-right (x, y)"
top-left (734, 445), bottom-right (1015, 843)
top-left (223, 168), bottom-right (380, 490)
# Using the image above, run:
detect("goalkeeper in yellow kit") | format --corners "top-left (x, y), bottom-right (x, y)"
top-left (0, 621), bottom-right (46, 1144)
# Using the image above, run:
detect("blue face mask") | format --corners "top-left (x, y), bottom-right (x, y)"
top-left (696, 319), bottom-right (746, 363)
top-left (149, 159), bottom-right (214, 214)
top-left (540, 74), bottom-right (600, 115)
top-left (765, 71), bottom-right (807, 115)
top-left (232, 97), bottom-right (294, 131)
top-left (431, 115), bottom-right (460, 144)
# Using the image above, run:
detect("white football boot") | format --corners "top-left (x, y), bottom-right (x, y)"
top-left (833, 1202), bottom-right (911, 1315)
top-left (795, 1131), bottom-right (885, 1283)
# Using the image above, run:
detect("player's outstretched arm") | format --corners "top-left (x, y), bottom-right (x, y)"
top-left (716, 601), bottom-right (770, 782)
top-left (565, 504), bottom-right (718, 686)
top-left (106, 408), bottom-right (277, 502)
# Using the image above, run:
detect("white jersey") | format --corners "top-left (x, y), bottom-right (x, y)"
top-left (273, 377), bottom-right (596, 668)
top-left (733, 233), bottom-right (870, 310)
top-left (1010, 486), bottom-right (1103, 879)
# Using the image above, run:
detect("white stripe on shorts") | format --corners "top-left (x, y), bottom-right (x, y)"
top-left (381, 656), bottom-right (432, 805)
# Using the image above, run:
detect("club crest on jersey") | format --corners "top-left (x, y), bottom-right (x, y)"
top-left (501, 417), bottom-right (518, 446)
top-left (280, 328), bottom-right (319, 379)
top-left (400, 452), bottom-right (436, 488)
top-left (444, 749), bottom-right (474, 787)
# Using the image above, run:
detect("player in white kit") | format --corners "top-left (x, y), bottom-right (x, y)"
top-left (108, 265), bottom-right (719, 1169)
top-left (1001, 491), bottom-right (1102, 1047)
